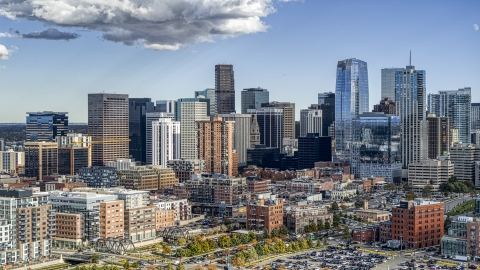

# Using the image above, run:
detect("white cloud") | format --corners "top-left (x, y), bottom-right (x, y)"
top-left (0, 0), bottom-right (281, 50)
top-left (0, 44), bottom-right (9, 60)
top-left (0, 32), bottom-right (15, 38)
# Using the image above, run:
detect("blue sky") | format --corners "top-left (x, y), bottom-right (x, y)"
top-left (0, 0), bottom-right (479, 122)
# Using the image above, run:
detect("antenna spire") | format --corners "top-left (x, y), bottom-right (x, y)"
top-left (409, 50), bottom-right (411, 65)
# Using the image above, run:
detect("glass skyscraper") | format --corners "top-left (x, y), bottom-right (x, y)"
top-left (352, 112), bottom-right (402, 183)
top-left (334, 58), bottom-right (369, 165)
top-left (26, 111), bottom-right (68, 142)
top-left (241, 88), bottom-right (269, 114)
top-left (215, 64), bottom-right (235, 114)
top-left (318, 92), bottom-right (335, 137)
top-left (428, 88), bottom-right (471, 143)
top-left (381, 68), bottom-right (403, 101)
top-left (395, 64), bottom-right (427, 169)
top-left (195, 88), bottom-right (217, 115)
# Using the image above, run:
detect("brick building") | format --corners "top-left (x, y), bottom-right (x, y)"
top-left (379, 221), bottom-right (392, 243)
top-left (54, 213), bottom-right (83, 248)
top-left (392, 199), bottom-right (444, 249)
top-left (155, 209), bottom-right (175, 230)
top-left (284, 204), bottom-right (332, 234)
top-left (99, 200), bottom-right (124, 239)
top-left (352, 226), bottom-right (379, 243)
top-left (246, 196), bottom-right (284, 233)
top-left (124, 205), bottom-right (156, 242)
top-left (246, 177), bottom-right (269, 193)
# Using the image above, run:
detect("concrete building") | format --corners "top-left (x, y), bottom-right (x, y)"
top-left (99, 200), bottom-right (124, 239)
top-left (176, 98), bottom-right (210, 159)
top-left (151, 166), bottom-right (179, 189)
top-left (197, 117), bottom-right (238, 177)
top-left (472, 103), bottom-right (480, 130)
top-left (408, 158), bottom-right (454, 191)
top-left (124, 205), bottom-right (156, 242)
top-left (118, 166), bottom-right (159, 190)
top-left (107, 158), bottom-right (137, 171)
top-left (57, 133), bottom-right (92, 175)
top-left (154, 198), bottom-right (192, 223)
top-left (217, 113), bottom-right (252, 166)
top-left (24, 142), bottom-right (58, 181)
top-left (440, 216), bottom-right (480, 260)
top-left (215, 64), bottom-right (235, 114)
top-left (0, 150), bottom-right (24, 174)
top-left (79, 166), bottom-right (119, 188)
top-left (449, 142), bottom-right (480, 182)
top-left (167, 159), bottom-right (205, 182)
top-left (284, 205), bottom-right (332, 234)
top-left (261, 101), bottom-right (296, 140)
top-left (151, 118), bottom-right (180, 167)
top-left (355, 209), bottom-right (390, 222)
top-left (195, 88), bottom-right (217, 115)
top-left (246, 195), bottom-right (284, 233)
top-left (392, 199), bottom-right (444, 249)
top-left (145, 112), bottom-right (175, 165)
top-left (426, 115), bottom-right (450, 159)
top-left (26, 111), bottom-right (68, 142)
top-left (300, 107), bottom-right (322, 138)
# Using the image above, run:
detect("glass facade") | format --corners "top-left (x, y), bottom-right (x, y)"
top-left (26, 112), bottom-right (68, 142)
top-left (247, 108), bottom-right (284, 149)
top-left (318, 92), bottom-right (335, 137)
top-left (215, 64), bottom-right (235, 114)
top-left (241, 88), bottom-right (269, 114)
top-left (334, 58), bottom-right (369, 164)
top-left (428, 88), bottom-right (471, 143)
top-left (78, 166), bottom-right (119, 188)
top-left (352, 112), bottom-right (402, 183)
top-left (441, 237), bottom-right (467, 257)
top-left (381, 68), bottom-right (403, 101)
top-left (195, 88), bottom-right (217, 115)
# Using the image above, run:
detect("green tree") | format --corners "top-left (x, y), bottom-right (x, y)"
top-left (310, 222), bottom-right (317, 232)
top-left (270, 228), bottom-right (279, 238)
top-left (385, 182), bottom-right (396, 191)
top-left (331, 202), bottom-right (339, 211)
top-left (166, 264), bottom-right (175, 270)
top-left (132, 262), bottom-right (139, 269)
top-left (324, 221), bottom-right (331, 230)
top-left (279, 225), bottom-right (289, 236)
top-left (231, 257), bottom-right (245, 270)
top-left (444, 216), bottom-right (453, 232)
top-left (403, 183), bottom-right (413, 192)
top-left (263, 244), bottom-right (271, 255)
top-left (405, 192), bottom-right (417, 201)
top-left (248, 247), bottom-right (258, 261)
top-left (422, 185), bottom-right (433, 198)
top-left (123, 261), bottom-right (130, 270)
top-left (307, 238), bottom-right (314, 248)
top-left (298, 238), bottom-right (308, 250)
top-left (176, 264), bottom-right (185, 270)
top-left (177, 238), bottom-right (187, 246)
top-left (163, 245), bottom-right (172, 256)
top-left (274, 241), bottom-right (286, 253)
top-left (218, 235), bottom-right (231, 248)
top-left (247, 231), bottom-right (256, 242)
top-left (449, 175), bottom-right (458, 183)
top-left (91, 253), bottom-right (100, 263)
top-left (323, 237), bottom-right (328, 246)
top-left (316, 239), bottom-right (321, 248)
top-left (262, 229), bottom-right (270, 239)
top-left (304, 225), bottom-right (311, 233)
top-left (317, 219), bottom-right (324, 231)
top-left (342, 227), bottom-right (351, 239)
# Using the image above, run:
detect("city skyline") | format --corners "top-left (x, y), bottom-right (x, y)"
top-left (0, 1), bottom-right (479, 122)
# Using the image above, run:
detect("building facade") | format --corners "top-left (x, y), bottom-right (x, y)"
top-left (195, 88), bottom-right (217, 115)
top-left (261, 102), bottom-right (296, 140)
top-left (318, 92), bottom-right (335, 137)
top-left (145, 112), bottom-right (175, 165)
top-left (0, 150), bottom-right (24, 174)
top-left (167, 159), bottom-right (205, 182)
top-left (124, 205), bottom-right (156, 242)
top-left (216, 113), bottom-right (252, 166)
top-left (381, 68), bottom-right (403, 101)
top-left (373, 98), bottom-right (396, 114)
top-left (247, 108), bottom-right (284, 149)
top-left (408, 159), bottom-right (454, 191)
top-left (151, 118), bottom-right (180, 167)
top-left (99, 200), bottom-right (124, 239)
top-left (471, 103), bottom-right (480, 130)
top-left (176, 98), bottom-right (210, 159)
top-left (246, 197), bottom-right (284, 233)
top-left (215, 64), bottom-right (235, 114)
top-left (300, 107), bottom-right (322, 138)
top-left (241, 88), bottom-right (269, 114)
top-left (297, 134), bottom-right (331, 170)
top-left (24, 142), bottom-right (58, 181)
top-left (449, 142), bottom-right (480, 182)
top-left (26, 111), bottom-right (68, 142)
top-left (78, 166), bottom-right (119, 188)
top-left (426, 115), bottom-right (450, 159)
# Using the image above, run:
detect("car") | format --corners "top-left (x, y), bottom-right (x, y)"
top-left (469, 266), bottom-right (478, 269)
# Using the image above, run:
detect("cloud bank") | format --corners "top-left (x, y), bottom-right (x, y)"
top-left (0, 44), bottom-right (9, 60)
top-left (0, 0), bottom-right (279, 50)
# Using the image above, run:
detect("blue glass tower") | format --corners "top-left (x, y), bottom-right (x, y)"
top-left (26, 111), bottom-right (68, 142)
top-left (334, 58), bottom-right (369, 164)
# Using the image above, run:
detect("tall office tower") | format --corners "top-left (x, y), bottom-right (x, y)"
top-left (261, 101), bottom-right (296, 139)
top-left (129, 98), bottom-right (162, 164)
top-left (334, 58), bottom-right (369, 165)
top-left (195, 88), bottom-right (217, 115)
top-left (215, 64), bottom-right (235, 114)
top-left (88, 93), bottom-right (129, 166)
top-left (297, 134), bottom-right (332, 169)
top-left (352, 112), bottom-right (402, 183)
top-left (151, 118), bottom-right (181, 167)
top-left (247, 108), bottom-right (284, 149)
top-left (449, 142), bottom-right (480, 182)
top-left (250, 114), bottom-right (261, 148)
top-left (0, 150), bottom-right (24, 174)
top-left (0, 138), bottom-right (4, 151)
top-left (176, 98), bottom-right (210, 159)
top-left (428, 88), bottom-right (471, 143)
top-left (241, 88), bottom-right (269, 114)
top-left (471, 103), bottom-right (480, 130)
top-left (426, 115), bottom-right (450, 159)
top-left (26, 111), bottom-right (68, 142)
top-left (56, 133), bottom-right (92, 175)
top-left (146, 112), bottom-right (175, 165)
top-left (395, 61), bottom-right (427, 169)
top-left (318, 92), bottom-right (335, 137)
top-left (300, 105), bottom-right (322, 138)
top-left (197, 117), bottom-right (238, 177)
top-left (24, 142), bottom-right (58, 181)
top-left (381, 68), bottom-right (403, 101)
top-left (217, 113), bottom-right (252, 166)
top-left (156, 100), bottom-right (176, 114)
top-left (373, 98), bottom-right (396, 114)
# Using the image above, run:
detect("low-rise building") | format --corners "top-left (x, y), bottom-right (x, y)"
top-left (78, 166), bottom-right (119, 188)
top-left (246, 177), bottom-right (269, 193)
top-left (155, 209), bottom-right (175, 230)
top-left (330, 189), bottom-right (357, 200)
top-left (246, 195), bottom-right (284, 233)
top-left (284, 204), bottom-right (332, 234)
top-left (352, 226), bottom-right (379, 243)
top-left (167, 159), bottom-right (205, 182)
top-left (379, 221), bottom-right (392, 243)
top-left (55, 213), bottom-right (83, 248)
top-left (124, 205), bottom-right (156, 242)
top-left (408, 158), bottom-right (453, 192)
top-left (153, 198), bottom-right (191, 222)
top-left (355, 209), bottom-right (390, 222)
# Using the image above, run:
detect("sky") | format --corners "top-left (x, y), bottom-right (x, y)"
top-left (0, 0), bottom-right (479, 123)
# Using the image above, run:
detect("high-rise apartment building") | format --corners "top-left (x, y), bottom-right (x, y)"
top-left (0, 150), bottom-right (24, 174)
top-left (373, 98), bottom-right (396, 114)
top-left (334, 58), bottom-right (369, 164)
top-left (395, 62), bottom-right (427, 169)
top-left (300, 106), bottom-right (322, 138)
top-left (215, 64), bottom-right (235, 114)
top-left (261, 102), bottom-right (296, 140)
top-left (217, 113), bottom-right (252, 166)
top-left (146, 112), bottom-right (175, 165)
top-left (26, 111), bottom-right (68, 142)
top-left (381, 68), bottom-right (403, 101)
top-left (24, 142), bottom-right (58, 181)
top-left (151, 118), bottom-right (180, 167)
top-left (428, 88), bottom-right (471, 143)
top-left (426, 115), bottom-right (450, 159)
top-left (88, 93), bottom-right (129, 166)
top-left (197, 117), bottom-right (238, 177)
top-left (176, 98), bottom-right (210, 159)
top-left (99, 200), bottom-right (124, 239)
top-left (195, 88), bottom-right (217, 115)
top-left (241, 88), bottom-right (269, 114)
top-left (351, 112), bottom-right (402, 183)
top-left (56, 133), bottom-right (92, 175)
top-left (247, 108), bottom-right (284, 149)
top-left (318, 92), bottom-right (335, 137)
top-left (471, 103), bottom-right (480, 130)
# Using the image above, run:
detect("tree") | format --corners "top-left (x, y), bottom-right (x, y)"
top-left (193, 266), bottom-right (203, 270)
top-left (279, 225), bottom-right (289, 236)
top-left (248, 246), bottom-right (259, 261)
top-left (310, 222), bottom-right (317, 232)
top-left (91, 253), bottom-right (100, 263)
top-left (304, 225), bottom-right (311, 233)
top-left (340, 204), bottom-right (347, 211)
top-left (232, 257), bottom-right (245, 270)
top-left (264, 238), bottom-right (273, 245)
top-left (177, 238), bottom-right (187, 246)
top-left (132, 262), bottom-right (139, 269)
top-left (262, 229), bottom-right (270, 239)
top-left (206, 265), bottom-right (217, 270)
top-left (176, 264), bottom-right (185, 270)
top-left (323, 238), bottom-right (328, 246)
top-left (317, 219), bottom-right (324, 231)
top-left (422, 185), bottom-right (433, 198)
top-left (385, 182), bottom-right (396, 191)
top-left (354, 200), bottom-right (365, 209)
top-left (444, 216), bottom-right (452, 232)
top-left (316, 239), bottom-right (321, 248)
top-left (123, 262), bottom-right (130, 270)
top-left (218, 235), bottom-right (231, 248)
top-left (307, 238), bottom-right (314, 248)
top-left (405, 192), bottom-right (417, 201)
top-left (331, 202), bottom-right (339, 211)
top-left (324, 221), bottom-right (331, 230)
top-left (166, 264), bottom-right (175, 270)
top-left (403, 184), bottom-right (413, 192)
top-left (449, 175), bottom-right (458, 183)
top-left (271, 228), bottom-right (279, 238)
top-left (163, 245), bottom-right (172, 256)
top-left (342, 227), bottom-right (351, 239)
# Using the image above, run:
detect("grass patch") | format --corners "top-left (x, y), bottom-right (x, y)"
top-left (447, 199), bottom-right (475, 216)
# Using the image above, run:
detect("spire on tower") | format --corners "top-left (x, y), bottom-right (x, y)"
top-left (409, 50), bottom-right (412, 66)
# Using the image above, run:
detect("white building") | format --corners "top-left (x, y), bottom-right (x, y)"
top-left (107, 158), bottom-right (137, 171)
top-left (154, 198), bottom-right (192, 222)
top-left (177, 98), bottom-right (210, 159)
top-left (152, 118), bottom-right (180, 167)
top-left (0, 150), bottom-right (24, 174)
top-left (146, 112), bottom-right (175, 165)
top-left (408, 158), bottom-right (454, 191)
top-left (300, 109), bottom-right (322, 138)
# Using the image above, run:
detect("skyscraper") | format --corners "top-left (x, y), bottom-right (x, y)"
top-left (88, 93), bottom-right (129, 166)
top-left (426, 115), bottom-right (450, 159)
top-left (250, 115), bottom-right (260, 148)
top-left (261, 101), bottom-right (296, 140)
top-left (26, 111), bottom-right (68, 142)
top-left (217, 113), bottom-right (252, 166)
top-left (24, 142), bottom-right (58, 181)
top-left (146, 112), bottom-right (175, 165)
top-left (428, 88), bottom-right (471, 143)
top-left (373, 98), bottom-right (396, 114)
top-left (334, 58), bottom-right (369, 165)
top-left (197, 117), bottom-right (238, 177)
top-left (195, 88), bottom-right (217, 115)
top-left (176, 98), bottom-right (210, 159)
top-left (241, 88), bottom-right (269, 114)
top-left (395, 61), bottom-right (428, 169)
top-left (471, 103), bottom-right (480, 130)
top-left (381, 68), bottom-right (403, 101)
top-left (300, 105), bottom-right (322, 138)
top-left (151, 118), bottom-right (181, 167)
top-left (215, 64), bottom-right (235, 114)
top-left (297, 134), bottom-right (332, 170)
top-left (247, 108), bottom-right (284, 149)
top-left (56, 133), bottom-right (92, 175)
top-left (318, 92), bottom-right (335, 137)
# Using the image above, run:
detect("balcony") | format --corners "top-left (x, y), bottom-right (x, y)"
top-left (48, 209), bottom-right (56, 212)
top-left (48, 214), bottom-right (55, 217)
top-left (48, 233), bottom-right (56, 236)
top-left (19, 238), bottom-right (26, 241)
top-left (48, 228), bottom-right (56, 231)
top-left (20, 227), bottom-right (26, 231)
top-left (48, 223), bottom-right (55, 227)
top-left (19, 213), bottom-right (26, 216)
top-left (18, 218), bottom-right (26, 221)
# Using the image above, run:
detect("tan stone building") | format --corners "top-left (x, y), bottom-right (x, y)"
top-left (155, 209), bottom-right (175, 230)
top-left (55, 213), bottom-right (83, 248)
top-left (355, 209), bottom-right (390, 222)
top-left (124, 205), bottom-right (156, 242)
top-left (151, 166), bottom-right (179, 188)
top-left (284, 204), bottom-right (332, 234)
top-left (100, 200), bottom-right (124, 239)
top-left (119, 166), bottom-right (159, 190)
